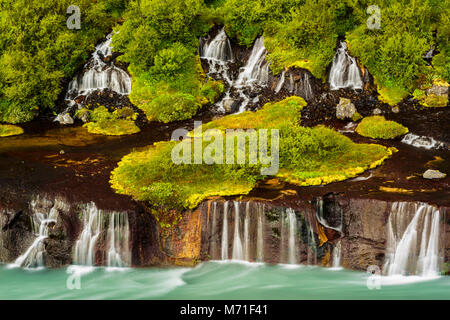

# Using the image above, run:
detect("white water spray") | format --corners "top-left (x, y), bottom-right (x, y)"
top-left (329, 41), bottom-right (363, 90)
top-left (401, 133), bottom-right (447, 150)
top-left (13, 197), bottom-right (68, 268)
top-left (232, 202), bottom-right (243, 260)
top-left (221, 201), bottom-right (229, 260)
top-left (384, 202), bottom-right (441, 277)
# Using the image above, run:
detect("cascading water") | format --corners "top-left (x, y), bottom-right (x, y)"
top-left (384, 202), bottom-right (441, 277)
top-left (213, 201), bottom-right (264, 262)
top-left (13, 197), bottom-right (65, 268)
top-left (316, 199), bottom-right (343, 234)
top-left (243, 202), bottom-right (250, 261)
top-left (332, 241), bottom-right (342, 268)
top-left (256, 203), bottom-right (264, 262)
top-left (73, 202), bottom-right (102, 266)
top-left (221, 201), bottom-right (229, 260)
top-left (401, 133), bottom-right (447, 150)
top-left (56, 32), bottom-right (132, 123)
top-left (286, 209), bottom-right (298, 264)
top-left (280, 208), bottom-right (299, 264)
top-left (73, 202), bottom-right (130, 267)
top-left (307, 224), bottom-right (317, 265)
top-left (106, 212), bottom-right (131, 268)
top-left (329, 41), bottom-right (363, 90)
top-left (210, 202), bottom-right (218, 258)
top-left (200, 30), bottom-right (269, 114)
top-left (235, 37), bottom-right (269, 88)
top-left (232, 202), bottom-right (243, 260)
top-left (274, 70), bottom-right (285, 94)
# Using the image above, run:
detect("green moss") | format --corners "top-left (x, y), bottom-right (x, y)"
top-left (0, 124), bottom-right (24, 137)
top-left (413, 89), bottom-right (426, 101)
top-left (423, 95), bottom-right (448, 108)
top-left (356, 116), bottom-right (408, 139)
top-left (141, 93), bottom-right (200, 123)
top-left (83, 106), bottom-right (140, 136)
top-left (110, 97), bottom-right (393, 210)
top-left (377, 85), bottom-right (410, 106)
top-left (352, 112), bottom-right (362, 122)
top-left (114, 107), bottom-right (136, 119)
top-left (200, 80), bottom-right (225, 104)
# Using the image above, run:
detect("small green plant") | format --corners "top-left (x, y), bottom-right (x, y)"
top-left (0, 124), bottom-right (24, 137)
top-left (84, 106), bottom-right (140, 136)
top-left (356, 116), bottom-right (408, 139)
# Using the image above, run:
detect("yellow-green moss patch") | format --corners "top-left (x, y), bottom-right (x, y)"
top-left (0, 124), bottom-right (24, 137)
top-left (110, 97), bottom-right (393, 210)
top-left (356, 116), bottom-right (408, 139)
top-left (83, 106), bottom-right (140, 136)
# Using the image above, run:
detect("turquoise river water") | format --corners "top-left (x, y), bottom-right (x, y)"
top-left (0, 261), bottom-right (449, 300)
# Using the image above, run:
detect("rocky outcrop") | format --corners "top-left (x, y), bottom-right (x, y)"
top-left (423, 169), bottom-right (447, 179)
top-left (1, 190), bottom-right (448, 274)
top-left (336, 97), bottom-right (357, 120)
top-left (158, 194), bottom-right (449, 273)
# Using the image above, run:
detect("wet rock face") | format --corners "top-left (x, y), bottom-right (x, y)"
top-left (339, 198), bottom-right (389, 270)
top-left (0, 208), bottom-right (35, 263)
top-left (0, 196), bottom-right (79, 267)
top-left (159, 195), bottom-right (449, 273)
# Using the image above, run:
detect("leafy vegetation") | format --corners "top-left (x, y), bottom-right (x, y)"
top-left (110, 97), bottom-right (394, 210)
top-left (0, 0), bottom-right (120, 123)
top-left (83, 106), bottom-right (140, 136)
top-left (356, 116), bottom-right (408, 139)
top-left (346, 0), bottom-right (448, 105)
top-left (0, 124), bottom-right (24, 137)
top-left (112, 0), bottom-right (223, 122)
top-left (1, 0), bottom-right (449, 122)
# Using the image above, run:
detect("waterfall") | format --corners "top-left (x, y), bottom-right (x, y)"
top-left (329, 41), bottom-right (363, 90)
top-left (200, 28), bottom-right (234, 64)
top-left (307, 224), bottom-right (317, 265)
top-left (256, 203), bottom-right (264, 262)
top-left (211, 202), bottom-right (218, 258)
top-left (231, 201), bottom-right (243, 260)
top-left (106, 212), bottom-right (131, 268)
top-left (221, 201), bottom-right (229, 260)
top-left (316, 199), bottom-right (343, 234)
top-left (243, 202), bottom-right (250, 261)
top-left (332, 241), bottom-right (342, 268)
top-left (384, 202), bottom-right (441, 277)
top-left (287, 209), bottom-right (297, 264)
top-left (200, 31), bottom-right (269, 114)
top-left (73, 202), bottom-right (103, 266)
top-left (67, 33), bottom-right (131, 97)
top-left (56, 32), bottom-right (132, 122)
top-left (275, 70), bottom-right (285, 93)
top-left (280, 208), bottom-right (298, 264)
top-left (13, 197), bottom-right (65, 268)
top-left (401, 133), bottom-right (447, 150)
top-left (236, 37), bottom-right (269, 88)
top-left (73, 202), bottom-right (131, 267)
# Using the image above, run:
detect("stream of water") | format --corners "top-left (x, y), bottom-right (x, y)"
top-left (0, 261), bottom-right (448, 300)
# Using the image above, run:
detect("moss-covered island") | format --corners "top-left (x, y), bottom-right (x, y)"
top-left (356, 116), bottom-right (409, 139)
top-left (110, 97), bottom-right (395, 210)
